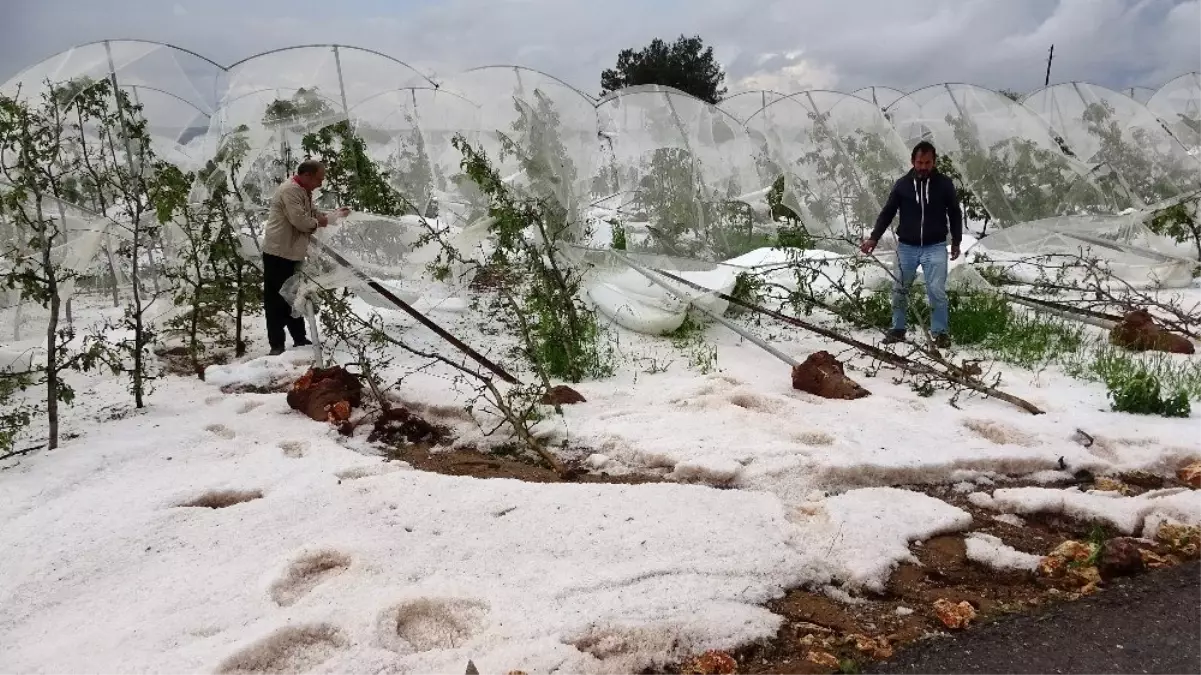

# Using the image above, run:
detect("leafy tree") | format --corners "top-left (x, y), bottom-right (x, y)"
top-left (0, 83), bottom-right (114, 449)
top-left (71, 79), bottom-right (165, 408)
top-left (633, 146), bottom-right (758, 259)
top-left (501, 89), bottom-right (583, 239)
top-left (936, 154), bottom-right (990, 233)
top-left (261, 87), bottom-right (337, 188)
top-left (197, 123), bottom-right (264, 356)
top-left (1080, 100), bottom-right (1195, 209)
top-left (299, 119), bottom-right (414, 270)
top-left (638, 146), bottom-right (708, 256)
top-left (263, 87), bottom-right (335, 130)
top-left (388, 113), bottom-right (436, 216)
top-left (153, 163), bottom-right (243, 375)
top-left (301, 120), bottom-right (403, 216)
top-left (600, 35), bottom-right (727, 104)
top-left (1149, 199), bottom-right (1201, 261)
top-left (943, 112), bottom-right (1110, 226)
top-left (782, 110), bottom-right (909, 241)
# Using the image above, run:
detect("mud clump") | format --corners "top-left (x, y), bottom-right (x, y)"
top-left (1177, 461), bottom-right (1201, 489)
top-left (791, 351), bottom-right (871, 400)
top-left (1097, 537), bottom-right (1146, 580)
top-left (1109, 309), bottom-right (1195, 355)
top-left (368, 406), bottom-right (449, 447)
top-left (541, 385), bottom-right (586, 406)
top-left (287, 367), bottom-right (364, 423)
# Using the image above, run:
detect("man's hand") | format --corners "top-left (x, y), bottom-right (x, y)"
top-left (859, 238), bottom-right (877, 255)
top-left (950, 244), bottom-right (961, 260)
top-left (316, 213), bottom-right (329, 228)
top-left (335, 206), bottom-right (351, 218)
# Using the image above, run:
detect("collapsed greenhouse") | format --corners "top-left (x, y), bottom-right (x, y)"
top-left (1, 39), bottom-right (1198, 368)
top-left (4, 38), bottom-right (1201, 675)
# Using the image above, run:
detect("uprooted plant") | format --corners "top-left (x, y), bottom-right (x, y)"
top-left (293, 275), bottom-right (567, 474)
top-left (389, 108), bottom-right (618, 468)
top-left (1013, 249), bottom-right (1201, 340)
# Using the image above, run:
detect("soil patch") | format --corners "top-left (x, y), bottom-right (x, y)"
top-left (383, 443), bottom-right (664, 486)
top-left (664, 477), bottom-right (1199, 674)
top-left (156, 345), bottom-right (233, 379)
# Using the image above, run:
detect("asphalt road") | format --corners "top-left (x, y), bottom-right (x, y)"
top-left (868, 561), bottom-right (1201, 674)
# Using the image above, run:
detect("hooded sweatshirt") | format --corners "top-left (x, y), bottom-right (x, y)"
top-left (869, 168), bottom-right (962, 248)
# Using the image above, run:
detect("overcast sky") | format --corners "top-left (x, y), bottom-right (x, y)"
top-left (2, 0), bottom-right (1198, 97)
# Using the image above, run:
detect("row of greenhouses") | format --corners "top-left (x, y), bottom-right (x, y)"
top-left (1, 40), bottom-right (1199, 355)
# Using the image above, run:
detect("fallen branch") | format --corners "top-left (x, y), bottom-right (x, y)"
top-left (0, 443), bottom-right (46, 462)
top-left (651, 268), bottom-right (1046, 415)
top-left (482, 379), bottom-right (566, 475)
top-left (309, 238), bottom-right (519, 384)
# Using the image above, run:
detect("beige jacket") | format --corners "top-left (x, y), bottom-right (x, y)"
top-left (263, 179), bottom-right (323, 261)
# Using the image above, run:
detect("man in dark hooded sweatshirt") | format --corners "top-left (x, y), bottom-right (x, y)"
top-left (860, 140), bottom-right (962, 348)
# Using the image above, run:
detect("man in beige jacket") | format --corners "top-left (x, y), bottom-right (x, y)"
top-left (262, 159), bottom-right (347, 355)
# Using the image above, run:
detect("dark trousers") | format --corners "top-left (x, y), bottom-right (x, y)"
top-left (262, 253), bottom-right (308, 349)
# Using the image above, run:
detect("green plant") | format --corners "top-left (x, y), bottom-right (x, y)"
top-left (766, 174), bottom-right (800, 223)
top-left (73, 79), bottom-right (164, 408)
top-left (944, 111), bottom-right (1112, 225)
top-left (832, 288), bottom-right (1085, 368)
top-left (775, 223), bottom-right (815, 250)
top-left (1148, 200), bottom-right (1201, 262)
top-left (609, 219), bottom-right (627, 250)
top-left (971, 251), bottom-right (1021, 286)
top-left (729, 271), bottom-right (765, 318)
top-left (0, 372), bottom-right (34, 457)
top-left (1066, 344), bottom-right (1201, 402)
top-left (980, 315), bottom-right (1084, 370)
top-left (1103, 366), bottom-right (1191, 418)
top-left (936, 154), bottom-right (991, 232)
top-left (667, 313), bottom-right (719, 373)
top-left (793, 111), bottom-right (908, 240)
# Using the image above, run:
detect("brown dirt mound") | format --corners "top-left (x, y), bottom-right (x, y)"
top-left (286, 366), bottom-right (363, 423)
top-left (791, 351), bottom-right (871, 400)
top-left (542, 385), bottom-right (586, 405)
top-left (1109, 309), bottom-right (1195, 354)
top-left (155, 345), bottom-right (232, 380)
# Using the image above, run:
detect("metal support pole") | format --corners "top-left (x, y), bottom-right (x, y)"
top-left (331, 46), bottom-right (351, 118)
top-left (304, 300), bottom-right (323, 366)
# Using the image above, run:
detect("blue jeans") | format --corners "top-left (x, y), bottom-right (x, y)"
top-left (892, 242), bottom-right (949, 335)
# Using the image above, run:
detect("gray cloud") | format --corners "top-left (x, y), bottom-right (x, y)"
top-left (1, 0), bottom-right (1197, 98)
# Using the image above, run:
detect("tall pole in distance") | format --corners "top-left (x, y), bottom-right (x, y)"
top-left (1044, 44), bottom-right (1055, 87)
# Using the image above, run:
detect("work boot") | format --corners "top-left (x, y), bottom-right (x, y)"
top-left (932, 333), bottom-right (952, 349)
top-left (882, 329), bottom-right (906, 344)
top-left (294, 338), bottom-right (312, 347)
top-left (268, 347), bottom-right (285, 356)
